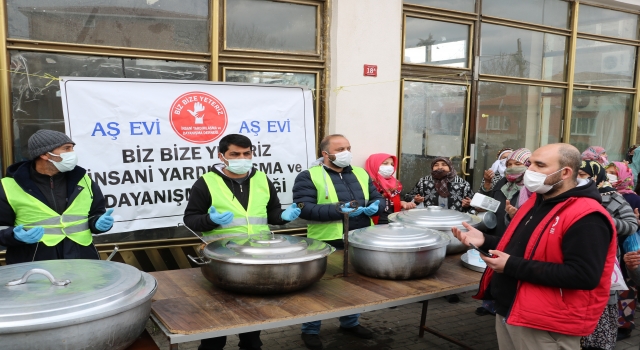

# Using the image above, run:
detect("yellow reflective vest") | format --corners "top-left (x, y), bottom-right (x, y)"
top-left (1, 175), bottom-right (94, 246)
top-left (306, 166), bottom-right (372, 241)
top-left (201, 170), bottom-right (270, 236)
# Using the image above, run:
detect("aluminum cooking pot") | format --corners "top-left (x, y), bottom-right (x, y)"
top-left (189, 232), bottom-right (335, 294)
top-left (0, 259), bottom-right (157, 350)
top-left (388, 206), bottom-right (495, 255)
top-left (348, 222), bottom-right (449, 280)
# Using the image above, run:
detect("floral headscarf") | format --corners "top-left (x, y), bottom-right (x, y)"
top-left (582, 146), bottom-right (608, 166)
top-left (607, 161), bottom-right (635, 195)
top-left (431, 157), bottom-right (456, 198)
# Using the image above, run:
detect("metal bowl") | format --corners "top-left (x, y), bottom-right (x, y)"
top-left (388, 206), bottom-right (492, 255)
top-left (348, 223), bottom-right (450, 280)
top-left (0, 260), bottom-right (157, 350)
top-left (190, 233), bottom-right (335, 294)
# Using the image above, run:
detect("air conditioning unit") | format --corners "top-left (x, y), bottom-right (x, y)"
top-left (601, 51), bottom-right (631, 73)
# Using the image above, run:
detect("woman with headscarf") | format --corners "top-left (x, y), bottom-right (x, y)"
top-left (625, 145), bottom-right (640, 188)
top-left (605, 161), bottom-right (640, 341)
top-left (474, 148), bottom-right (531, 316)
top-left (405, 156), bottom-right (474, 304)
top-left (580, 160), bottom-right (638, 350)
top-left (582, 146), bottom-right (609, 166)
top-left (404, 157), bottom-right (474, 213)
top-left (481, 148), bottom-right (513, 192)
top-left (479, 148), bottom-right (531, 235)
top-left (364, 153), bottom-right (416, 224)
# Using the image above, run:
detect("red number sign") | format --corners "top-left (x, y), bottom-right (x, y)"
top-left (363, 64), bottom-right (377, 77)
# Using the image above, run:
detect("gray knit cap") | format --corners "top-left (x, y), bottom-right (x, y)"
top-left (28, 129), bottom-right (75, 159)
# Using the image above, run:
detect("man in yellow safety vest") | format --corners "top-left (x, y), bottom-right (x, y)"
top-left (292, 134), bottom-right (383, 350)
top-left (0, 129), bottom-right (114, 264)
top-left (184, 133), bottom-right (300, 350)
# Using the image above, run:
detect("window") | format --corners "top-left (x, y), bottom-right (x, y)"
top-left (400, 81), bottom-right (468, 190)
top-left (225, 0), bottom-right (317, 54)
top-left (480, 24), bottom-right (567, 81)
top-left (7, 0), bottom-right (210, 52)
top-left (474, 82), bottom-right (565, 188)
top-left (482, 0), bottom-right (569, 29)
top-left (225, 70), bottom-right (316, 90)
top-left (578, 5), bottom-right (639, 40)
top-left (570, 118), bottom-right (596, 136)
top-left (574, 39), bottom-right (636, 88)
top-left (404, 18), bottom-right (470, 68)
top-left (570, 90), bottom-right (633, 161)
top-left (486, 115), bottom-right (510, 131)
top-left (403, 0), bottom-right (476, 13)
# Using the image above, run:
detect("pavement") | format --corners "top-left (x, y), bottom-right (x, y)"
top-left (146, 291), bottom-right (640, 349)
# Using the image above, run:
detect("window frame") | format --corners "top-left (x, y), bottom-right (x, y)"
top-left (221, 0), bottom-right (322, 57)
top-left (402, 14), bottom-right (475, 71)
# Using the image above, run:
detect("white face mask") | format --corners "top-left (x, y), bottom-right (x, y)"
top-left (48, 151), bottom-right (78, 172)
top-left (607, 173), bottom-right (618, 183)
top-left (222, 155), bottom-right (253, 175)
top-left (329, 150), bottom-right (352, 168)
top-left (378, 165), bottom-right (394, 178)
top-left (523, 168), bottom-right (564, 194)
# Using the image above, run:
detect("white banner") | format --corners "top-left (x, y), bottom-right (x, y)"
top-left (60, 77), bottom-right (316, 234)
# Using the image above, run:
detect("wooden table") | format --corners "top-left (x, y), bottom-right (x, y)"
top-left (149, 251), bottom-right (481, 349)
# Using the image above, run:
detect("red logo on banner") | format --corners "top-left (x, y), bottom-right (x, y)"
top-left (169, 92), bottom-right (228, 144)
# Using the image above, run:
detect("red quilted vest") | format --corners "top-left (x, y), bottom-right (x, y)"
top-left (474, 193), bottom-right (617, 336)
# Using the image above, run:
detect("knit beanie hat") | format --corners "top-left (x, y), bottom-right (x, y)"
top-left (28, 129), bottom-right (75, 159)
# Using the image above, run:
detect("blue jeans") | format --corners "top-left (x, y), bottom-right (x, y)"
top-left (301, 314), bottom-right (360, 335)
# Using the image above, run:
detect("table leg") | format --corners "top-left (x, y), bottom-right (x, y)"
top-left (418, 300), bottom-right (428, 338)
top-left (417, 300), bottom-right (473, 350)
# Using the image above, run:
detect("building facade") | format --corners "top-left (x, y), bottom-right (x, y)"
top-left (1, 0), bottom-right (639, 259)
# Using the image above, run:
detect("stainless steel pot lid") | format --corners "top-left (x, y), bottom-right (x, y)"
top-left (0, 259), bottom-right (154, 327)
top-left (349, 222), bottom-right (450, 252)
top-left (388, 206), bottom-right (481, 231)
top-left (203, 232), bottom-right (335, 264)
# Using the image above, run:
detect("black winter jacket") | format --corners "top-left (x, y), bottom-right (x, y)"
top-left (480, 181), bottom-right (613, 317)
top-left (292, 165), bottom-right (384, 234)
top-left (183, 165), bottom-right (288, 232)
top-left (0, 161), bottom-right (108, 264)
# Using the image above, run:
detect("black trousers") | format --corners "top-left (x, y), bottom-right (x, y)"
top-left (198, 331), bottom-right (262, 350)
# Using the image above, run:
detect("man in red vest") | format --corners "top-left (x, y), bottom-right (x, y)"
top-left (453, 143), bottom-right (616, 349)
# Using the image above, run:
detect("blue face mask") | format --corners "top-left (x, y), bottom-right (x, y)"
top-left (222, 156), bottom-right (253, 175)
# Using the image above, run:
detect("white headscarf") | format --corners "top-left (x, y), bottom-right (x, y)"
top-left (489, 150), bottom-right (512, 177)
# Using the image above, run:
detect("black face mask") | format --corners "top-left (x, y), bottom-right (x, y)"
top-left (431, 169), bottom-right (449, 180)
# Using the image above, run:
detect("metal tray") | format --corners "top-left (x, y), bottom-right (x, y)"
top-left (461, 252), bottom-right (486, 273)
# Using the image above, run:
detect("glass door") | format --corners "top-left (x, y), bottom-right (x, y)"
top-left (472, 82), bottom-right (565, 189)
top-left (399, 80), bottom-right (471, 191)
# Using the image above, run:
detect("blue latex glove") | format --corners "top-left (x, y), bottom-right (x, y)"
top-left (96, 208), bottom-right (115, 231)
top-left (341, 202), bottom-right (364, 217)
top-left (281, 203), bottom-right (301, 221)
top-left (13, 225), bottom-right (44, 244)
top-left (209, 206), bottom-right (234, 225)
top-left (363, 200), bottom-right (380, 217)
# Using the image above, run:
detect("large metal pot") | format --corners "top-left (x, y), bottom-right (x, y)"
top-left (388, 206), bottom-right (496, 255)
top-left (348, 222), bottom-right (450, 280)
top-left (190, 233), bottom-right (335, 294)
top-left (0, 259), bottom-right (157, 350)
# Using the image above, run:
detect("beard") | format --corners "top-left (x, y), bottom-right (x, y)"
top-left (542, 171), bottom-right (565, 197)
